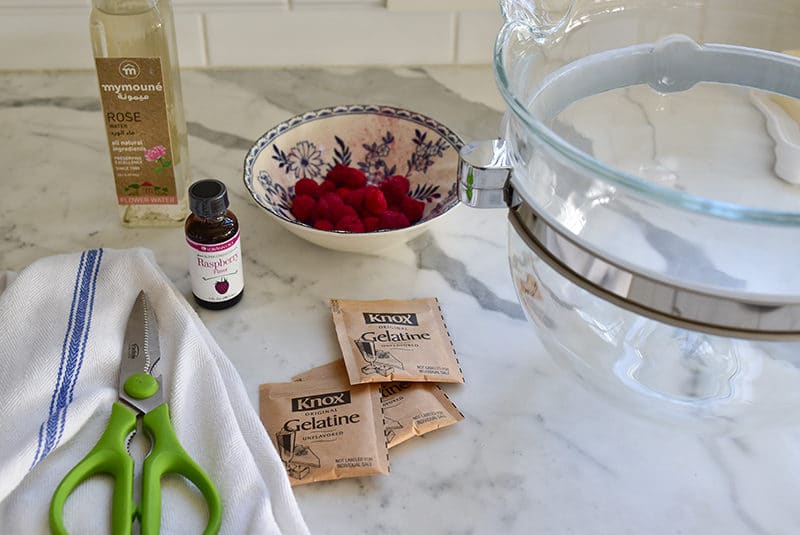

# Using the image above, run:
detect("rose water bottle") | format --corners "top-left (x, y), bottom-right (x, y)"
top-left (90, 0), bottom-right (190, 226)
top-left (185, 180), bottom-right (245, 310)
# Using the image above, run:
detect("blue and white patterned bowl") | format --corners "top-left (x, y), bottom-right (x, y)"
top-left (243, 104), bottom-right (463, 253)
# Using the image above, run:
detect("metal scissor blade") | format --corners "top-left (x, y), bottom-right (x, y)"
top-left (118, 291), bottom-right (162, 398)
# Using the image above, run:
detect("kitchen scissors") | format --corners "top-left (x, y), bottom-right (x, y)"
top-left (49, 291), bottom-right (222, 535)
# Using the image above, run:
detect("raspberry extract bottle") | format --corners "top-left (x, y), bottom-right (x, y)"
top-left (185, 179), bottom-right (244, 309)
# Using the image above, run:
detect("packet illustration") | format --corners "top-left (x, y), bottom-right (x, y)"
top-left (259, 378), bottom-right (389, 486)
top-left (329, 297), bottom-right (464, 384)
top-left (379, 382), bottom-right (464, 448)
top-left (293, 360), bottom-right (464, 448)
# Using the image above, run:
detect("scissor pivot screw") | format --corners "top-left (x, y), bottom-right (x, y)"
top-left (124, 373), bottom-right (159, 400)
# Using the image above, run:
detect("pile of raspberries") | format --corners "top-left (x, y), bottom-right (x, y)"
top-left (289, 164), bottom-right (426, 232)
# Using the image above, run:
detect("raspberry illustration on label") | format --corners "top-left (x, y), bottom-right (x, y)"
top-left (214, 279), bottom-right (229, 295)
top-left (199, 269), bottom-right (241, 298)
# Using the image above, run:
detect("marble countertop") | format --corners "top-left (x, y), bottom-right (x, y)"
top-left (2, 66), bottom-right (799, 535)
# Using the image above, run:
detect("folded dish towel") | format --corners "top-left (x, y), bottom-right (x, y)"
top-left (0, 248), bottom-right (309, 534)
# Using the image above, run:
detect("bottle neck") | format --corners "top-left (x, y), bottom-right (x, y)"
top-left (92, 0), bottom-right (158, 15)
top-left (194, 212), bottom-right (227, 224)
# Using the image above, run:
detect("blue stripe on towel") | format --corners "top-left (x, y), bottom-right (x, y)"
top-left (58, 248), bottom-right (103, 446)
top-left (30, 248), bottom-right (103, 469)
top-left (31, 251), bottom-right (88, 468)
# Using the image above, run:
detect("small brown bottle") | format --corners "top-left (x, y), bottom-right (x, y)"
top-left (185, 179), bottom-right (244, 309)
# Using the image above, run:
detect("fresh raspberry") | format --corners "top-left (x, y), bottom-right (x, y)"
top-left (319, 179), bottom-right (337, 194)
top-left (364, 185), bottom-right (388, 216)
top-left (401, 196), bottom-right (425, 224)
top-left (294, 178), bottom-right (320, 199)
top-left (336, 187), bottom-right (351, 200)
top-left (339, 204), bottom-right (359, 220)
top-left (363, 216), bottom-right (380, 232)
top-left (343, 168), bottom-right (367, 189)
top-left (344, 187), bottom-right (366, 211)
top-left (321, 191), bottom-right (341, 203)
top-left (313, 197), bottom-right (332, 222)
top-left (290, 194), bottom-right (316, 223)
top-left (335, 215), bottom-right (365, 233)
top-left (317, 192), bottom-right (346, 222)
top-left (313, 219), bottom-right (334, 231)
top-left (320, 192), bottom-right (344, 218)
top-left (327, 164), bottom-right (367, 188)
top-left (379, 210), bottom-right (410, 230)
top-left (380, 175), bottom-right (411, 205)
top-left (326, 164), bottom-right (349, 185)
top-left (392, 175), bottom-right (410, 193)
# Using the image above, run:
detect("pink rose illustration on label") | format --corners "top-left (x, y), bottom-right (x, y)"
top-left (145, 144), bottom-right (172, 173)
top-left (144, 145), bottom-right (167, 161)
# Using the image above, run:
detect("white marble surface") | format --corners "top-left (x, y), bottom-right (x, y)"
top-left (2, 66), bottom-right (800, 535)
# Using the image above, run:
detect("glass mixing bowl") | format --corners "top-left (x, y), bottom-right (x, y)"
top-left (460, 0), bottom-right (800, 432)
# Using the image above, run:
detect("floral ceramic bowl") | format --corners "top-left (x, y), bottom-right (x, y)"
top-left (243, 104), bottom-right (463, 253)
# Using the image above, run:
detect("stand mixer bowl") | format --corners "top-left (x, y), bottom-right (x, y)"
top-left (461, 0), bottom-right (800, 432)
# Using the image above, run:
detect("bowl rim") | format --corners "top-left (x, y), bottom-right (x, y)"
top-left (242, 103), bottom-right (465, 236)
top-left (494, 21), bottom-right (800, 226)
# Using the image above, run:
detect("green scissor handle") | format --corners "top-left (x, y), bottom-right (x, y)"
top-left (140, 403), bottom-right (222, 535)
top-left (49, 402), bottom-right (138, 535)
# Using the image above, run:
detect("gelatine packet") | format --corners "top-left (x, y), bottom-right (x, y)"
top-left (329, 297), bottom-right (464, 384)
top-left (259, 378), bottom-right (389, 486)
top-left (293, 360), bottom-right (465, 448)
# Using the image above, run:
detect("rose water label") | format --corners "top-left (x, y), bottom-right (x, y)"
top-left (187, 232), bottom-right (244, 303)
top-left (95, 57), bottom-right (178, 205)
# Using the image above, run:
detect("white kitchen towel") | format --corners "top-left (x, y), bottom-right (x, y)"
top-left (0, 248), bottom-right (309, 534)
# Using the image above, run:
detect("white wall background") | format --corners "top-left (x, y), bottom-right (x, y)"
top-left (0, 0), bottom-right (503, 70)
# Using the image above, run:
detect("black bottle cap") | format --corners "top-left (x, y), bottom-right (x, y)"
top-left (189, 179), bottom-right (229, 218)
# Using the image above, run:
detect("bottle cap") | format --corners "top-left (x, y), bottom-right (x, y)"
top-left (189, 179), bottom-right (229, 218)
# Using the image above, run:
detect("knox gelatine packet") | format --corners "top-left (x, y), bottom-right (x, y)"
top-left (259, 378), bottom-right (389, 486)
top-left (329, 298), bottom-right (464, 385)
top-left (293, 359), bottom-right (464, 449)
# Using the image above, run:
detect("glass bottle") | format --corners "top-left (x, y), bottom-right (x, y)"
top-left (185, 179), bottom-right (245, 310)
top-left (90, 0), bottom-right (189, 226)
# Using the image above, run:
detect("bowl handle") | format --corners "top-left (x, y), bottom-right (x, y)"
top-left (500, 0), bottom-right (575, 42)
top-left (457, 139), bottom-right (517, 209)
